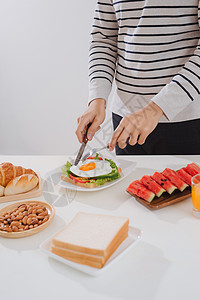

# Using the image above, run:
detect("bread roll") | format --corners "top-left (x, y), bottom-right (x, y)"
top-left (0, 162), bottom-right (15, 187)
top-left (0, 185), bottom-right (4, 197)
top-left (0, 162), bottom-right (37, 187)
top-left (4, 174), bottom-right (39, 196)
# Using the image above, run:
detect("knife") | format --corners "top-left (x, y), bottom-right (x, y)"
top-left (74, 123), bottom-right (91, 166)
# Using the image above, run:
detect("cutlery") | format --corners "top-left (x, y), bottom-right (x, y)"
top-left (81, 145), bottom-right (109, 163)
top-left (74, 123), bottom-right (91, 166)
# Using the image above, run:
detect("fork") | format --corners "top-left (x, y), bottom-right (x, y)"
top-left (81, 145), bottom-right (109, 163)
top-left (81, 137), bottom-right (130, 163)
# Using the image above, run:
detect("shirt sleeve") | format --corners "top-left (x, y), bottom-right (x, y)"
top-left (88, 1), bottom-right (118, 104)
top-left (152, 5), bottom-right (200, 121)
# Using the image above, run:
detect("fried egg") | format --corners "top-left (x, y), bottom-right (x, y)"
top-left (70, 159), bottom-right (112, 178)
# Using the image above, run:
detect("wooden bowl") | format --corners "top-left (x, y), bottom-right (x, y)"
top-left (0, 200), bottom-right (55, 238)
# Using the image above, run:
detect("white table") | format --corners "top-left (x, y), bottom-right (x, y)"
top-left (0, 155), bottom-right (200, 300)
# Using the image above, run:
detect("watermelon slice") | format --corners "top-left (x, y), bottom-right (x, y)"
top-left (176, 168), bottom-right (192, 186)
top-left (140, 175), bottom-right (165, 197)
top-left (184, 163), bottom-right (200, 176)
top-left (152, 172), bottom-right (177, 194)
top-left (127, 180), bottom-right (155, 202)
top-left (162, 168), bottom-right (188, 192)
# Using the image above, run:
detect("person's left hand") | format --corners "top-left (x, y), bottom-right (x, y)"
top-left (109, 101), bottom-right (164, 150)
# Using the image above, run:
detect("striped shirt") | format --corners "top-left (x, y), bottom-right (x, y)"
top-left (88, 0), bottom-right (200, 122)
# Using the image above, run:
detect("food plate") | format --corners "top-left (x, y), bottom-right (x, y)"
top-left (45, 158), bottom-right (136, 192)
top-left (0, 200), bottom-right (55, 238)
top-left (0, 173), bottom-right (42, 204)
top-left (128, 187), bottom-right (191, 210)
top-left (40, 226), bottom-right (142, 276)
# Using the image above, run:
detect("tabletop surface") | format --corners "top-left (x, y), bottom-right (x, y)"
top-left (0, 155), bottom-right (200, 300)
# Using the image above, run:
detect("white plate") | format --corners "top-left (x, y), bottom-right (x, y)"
top-left (40, 226), bottom-right (142, 276)
top-left (44, 157), bottom-right (136, 192)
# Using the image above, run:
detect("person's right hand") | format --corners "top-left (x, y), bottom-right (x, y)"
top-left (76, 98), bottom-right (106, 143)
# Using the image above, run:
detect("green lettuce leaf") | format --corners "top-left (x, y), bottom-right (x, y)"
top-left (94, 153), bottom-right (101, 160)
top-left (62, 161), bottom-right (72, 178)
top-left (92, 158), bottom-right (120, 180)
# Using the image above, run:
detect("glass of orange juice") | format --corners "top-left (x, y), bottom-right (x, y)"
top-left (192, 174), bottom-right (200, 218)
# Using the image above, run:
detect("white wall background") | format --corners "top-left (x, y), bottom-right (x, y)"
top-left (0, 0), bottom-right (113, 155)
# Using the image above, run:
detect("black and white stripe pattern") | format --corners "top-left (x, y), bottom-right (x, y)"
top-left (89, 0), bottom-right (200, 121)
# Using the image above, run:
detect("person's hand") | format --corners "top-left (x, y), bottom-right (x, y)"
top-left (109, 101), bottom-right (163, 150)
top-left (76, 98), bottom-right (106, 143)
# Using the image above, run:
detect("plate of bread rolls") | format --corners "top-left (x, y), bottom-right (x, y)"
top-left (0, 162), bottom-right (42, 203)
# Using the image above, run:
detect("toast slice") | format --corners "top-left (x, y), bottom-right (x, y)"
top-left (52, 212), bottom-right (129, 257)
top-left (51, 226), bottom-right (128, 269)
top-left (61, 175), bottom-right (97, 188)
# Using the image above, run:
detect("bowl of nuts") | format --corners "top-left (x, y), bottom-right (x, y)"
top-left (0, 200), bottom-right (55, 238)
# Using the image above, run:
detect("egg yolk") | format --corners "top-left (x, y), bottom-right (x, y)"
top-left (80, 162), bottom-right (96, 171)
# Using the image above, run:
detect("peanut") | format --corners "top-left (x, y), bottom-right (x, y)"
top-left (22, 216), bottom-right (28, 225)
top-left (30, 219), bottom-right (38, 225)
top-left (18, 225), bottom-right (25, 229)
top-left (37, 215), bottom-right (44, 220)
top-left (5, 227), bottom-right (12, 232)
top-left (10, 221), bottom-right (20, 227)
top-left (12, 226), bottom-right (18, 232)
top-left (43, 216), bottom-right (49, 223)
top-left (27, 217), bottom-right (32, 225)
top-left (18, 206), bottom-right (26, 213)
top-left (18, 204), bottom-right (27, 209)
top-left (38, 211), bottom-right (48, 217)
top-left (28, 209), bottom-right (33, 215)
top-left (32, 209), bottom-right (37, 215)
top-left (27, 214), bottom-right (37, 218)
top-left (15, 214), bottom-right (24, 221)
